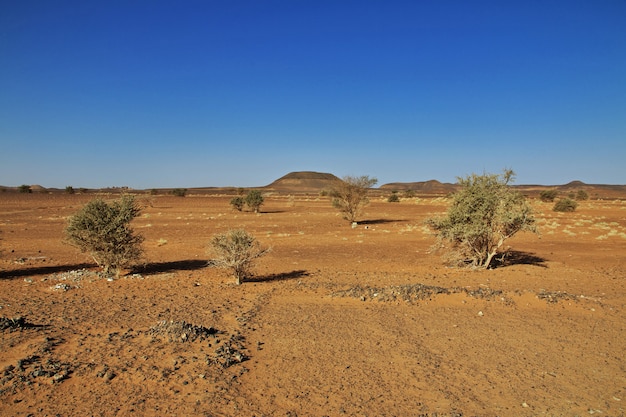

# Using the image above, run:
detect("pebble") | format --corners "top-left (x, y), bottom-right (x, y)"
top-left (478, 311), bottom-right (484, 317)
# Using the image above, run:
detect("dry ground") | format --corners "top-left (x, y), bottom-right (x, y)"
top-left (1, 192), bottom-right (625, 416)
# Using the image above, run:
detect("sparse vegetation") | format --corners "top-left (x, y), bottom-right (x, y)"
top-left (172, 188), bottom-right (187, 197)
top-left (64, 195), bottom-right (144, 277)
top-left (330, 175), bottom-right (378, 223)
top-left (230, 196), bottom-right (245, 211)
top-left (244, 190), bottom-right (264, 213)
top-left (427, 170), bottom-right (537, 269)
top-left (575, 189), bottom-right (589, 201)
top-left (209, 229), bottom-right (270, 285)
top-left (387, 191), bottom-right (400, 203)
top-left (18, 185), bottom-right (32, 194)
top-left (553, 198), bottom-right (578, 212)
top-left (65, 186), bottom-right (75, 195)
top-left (539, 189), bottom-right (558, 202)
top-left (403, 190), bottom-right (416, 199)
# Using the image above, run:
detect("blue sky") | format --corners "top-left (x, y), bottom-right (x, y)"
top-left (1, 1), bottom-right (625, 189)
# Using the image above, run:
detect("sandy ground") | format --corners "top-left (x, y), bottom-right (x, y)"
top-left (1, 192), bottom-right (625, 416)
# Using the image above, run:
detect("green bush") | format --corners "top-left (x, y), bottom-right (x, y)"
top-left (64, 195), bottom-right (144, 277)
top-left (403, 190), bottom-right (416, 199)
top-left (387, 192), bottom-right (400, 203)
top-left (539, 189), bottom-right (558, 202)
top-left (172, 188), bottom-right (187, 197)
top-left (230, 196), bottom-right (245, 211)
top-left (244, 190), bottom-right (264, 213)
top-left (428, 170), bottom-right (537, 269)
top-left (65, 186), bottom-right (75, 195)
top-left (18, 185), bottom-right (32, 193)
top-left (575, 189), bottom-right (589, 201)
top-left (209, 229), bottom-right (270, 285)
top-left (553, 198), bottom-right (578, 212)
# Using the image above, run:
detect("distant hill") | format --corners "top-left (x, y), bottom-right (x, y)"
top-left (265, 171), bottom-right (340, 192)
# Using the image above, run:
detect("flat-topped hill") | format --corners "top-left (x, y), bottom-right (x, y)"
top-left (264, 171), bottom-right (341, 192)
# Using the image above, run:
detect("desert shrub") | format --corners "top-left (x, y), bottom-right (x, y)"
top-left (553, 198), bottom-right (578, 212)
top-left (539, 189), bottom-right (558, 202)
top-left (244, 190), bottom-right (264, 213)
top-left (172, 188), bottom-right (187, 197)
top-left (209, 229), bottom-right (270, 285)
top-left (79, 188), bottom-right (88, 194)
top-left (64, 195), bottom-right (144, 277)
top-left (149, 189), bottom-right (158, 195)
top-left (427, 169), bottom-right (537, 269)
top-left (403, 190), bottom-right (416, 198)
top-left (65, 186), bottom-right (75, 195)
top-left (387, 192), bottom-right (400, 203)
top-left (230, 196), bottom-right (245, 211)
top-left (330, 175), bottom-right (378, 223)
top-left (575, 189), bottom-right (589, 201)
top-left (18, 185), bottom-right (32, 193)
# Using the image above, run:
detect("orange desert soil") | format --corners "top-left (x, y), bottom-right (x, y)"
top-left (0, 192), bottom-right (625, 416)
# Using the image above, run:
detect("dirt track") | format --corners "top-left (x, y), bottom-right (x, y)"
top-left (1, 193), bottom-right (625, 416)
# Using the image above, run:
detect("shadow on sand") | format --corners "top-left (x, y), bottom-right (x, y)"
top-left (0, 263), bottom-right (96, 280)
top-left (134, 259), bottom-right (209, 274)
top-left (247, 269), bottom-right (310, 283)
top-left (492, 250), bottom-right (548, 268)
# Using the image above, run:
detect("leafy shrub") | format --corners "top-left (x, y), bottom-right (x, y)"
top-left (65, 186), bottom-right (75, 195)
top-left (428, 170), bottom-right (536, 269)
top-left (244, 190), bottom-right (264, 213)
top-left (209, 229), bottom-right (270, 285)
top-left (330, 175), bottom-right (378, 223)
top-left (172, 188), bottom-right (187, 197)
top-left (18, 185), bottom-right (32, 193)
top-left (64, 195), bottom-right (144, 277)
top-left (403, 190), bottom-right (416, 198)
top-left (575, 189), bottom-right (589, 201)
top-left (387, 192), bottom-right (400, 203)
top-left (230, 196), bottom-right (245, 211)
top-left (539, 189), bottom-right (558, 202)
top-left (553, 198), bottom-right (578, 212)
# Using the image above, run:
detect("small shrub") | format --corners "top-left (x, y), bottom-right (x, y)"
top-left (403, 190), bottom-right (416, 199)
top-left (553, 198), bottom-right (578, 212)
top-left (244, 190), bottom-right (264, 213)
top-left (18, 185), bottom-right (32, 193)
top-left (539, 189), bottom-right (558, 202)
top-left (427, 169), bottom-right (537, 269)
top-left (387, 192), bottom-right (400, 203)
top-left (65, 186), bottom-right (75, 195)
top-left (172, 188), bottom-right (187, 197)
top-left (150, 189), bottom-right (159, 195)
top-left (575, 189), bottom-right (589, 201)
top-left (330, 175), bottom-right (378, 223)
top-left (209, 229), bottom-right (270, 285)
top-left (64, 195), bottom-right (144, 277)
top-left (230, 197), bottom-right (245, 211)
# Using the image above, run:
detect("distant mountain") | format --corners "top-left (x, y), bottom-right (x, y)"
top-left (265, 171), bottom-right (340, 192)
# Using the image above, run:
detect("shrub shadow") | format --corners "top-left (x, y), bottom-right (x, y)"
top-left (248, 270), bottom-right (310, 283)
top-left (135, 259), bottom-right (209, 274)
top-left (359, 219), bottom-right (405, 225)
top-left (0, 263), bottom-right (95, 280)
top-left (493, 250), bottom-right (548, 268)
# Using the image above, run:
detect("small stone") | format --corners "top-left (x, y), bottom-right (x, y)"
top-left (522, 402), bottom-right (529, 408)
top-left (478, 311), bottom-right (484, 317)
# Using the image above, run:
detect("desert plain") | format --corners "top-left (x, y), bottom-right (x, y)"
top-left (1, 187), bottom-right (625, 416)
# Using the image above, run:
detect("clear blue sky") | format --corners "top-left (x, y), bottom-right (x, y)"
top-left (1, 0), bottom-right (625, 189)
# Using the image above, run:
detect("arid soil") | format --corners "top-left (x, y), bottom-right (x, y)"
top-left (1, 192), bottom-right (625, 416)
